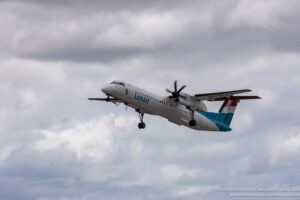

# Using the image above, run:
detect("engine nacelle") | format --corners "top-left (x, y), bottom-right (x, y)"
top-left (179, 94), bottom-right (207, 112)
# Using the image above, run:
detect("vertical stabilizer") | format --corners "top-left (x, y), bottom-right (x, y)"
top-left (218, 98), bottom-right (240, 126)
top-left (197, 95), bottom-right (260, 131)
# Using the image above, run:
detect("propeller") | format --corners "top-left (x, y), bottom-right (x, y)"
top-left (166, 80), bottom-right (186, 102)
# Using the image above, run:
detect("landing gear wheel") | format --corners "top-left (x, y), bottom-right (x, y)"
top-left (189, 119), bottom-right (197, 126)
top-left (138, 122), bottom-right (146, 129)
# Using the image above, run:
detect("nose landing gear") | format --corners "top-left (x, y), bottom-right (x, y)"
top-left (137, 111), bottom-right (146, 129)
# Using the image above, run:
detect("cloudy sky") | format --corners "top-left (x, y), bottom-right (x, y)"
top-left (1, 0), bottom-right (300, 199)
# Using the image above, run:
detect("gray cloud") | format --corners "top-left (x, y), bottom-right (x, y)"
top-left (2, 0), bottom-right (300, 64)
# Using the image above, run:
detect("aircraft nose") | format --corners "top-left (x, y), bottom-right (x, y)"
top-left (101, 85), bottom-right (110, 94)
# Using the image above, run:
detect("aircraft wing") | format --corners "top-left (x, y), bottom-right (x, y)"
top-left (191, 89), bottom-right (253, 101)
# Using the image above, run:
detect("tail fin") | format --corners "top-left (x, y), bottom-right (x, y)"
top-left (218, 98), bottom-right (240, 127)
top-left (197, 95), bottom-right (261, 131)
top-left (218, 95), bottom-right (261, 127)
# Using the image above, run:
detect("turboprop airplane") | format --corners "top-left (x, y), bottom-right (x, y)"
top-left (88, 81), bottom-right (261, 131)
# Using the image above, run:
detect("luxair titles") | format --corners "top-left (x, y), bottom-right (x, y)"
top-left (134, 92), bottom-right (150, 104)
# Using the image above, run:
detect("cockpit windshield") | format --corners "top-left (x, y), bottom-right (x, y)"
top-left (110, 81), bottom-right (125, 87)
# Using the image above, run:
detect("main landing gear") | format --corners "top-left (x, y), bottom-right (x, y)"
top-left (137, 111), bottom-right (146, 129)
top-left (188, 109), bottom-right (197, 127)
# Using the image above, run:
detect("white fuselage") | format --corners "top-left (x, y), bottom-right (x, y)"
top-left (102, 82), bottom-right (219, 131)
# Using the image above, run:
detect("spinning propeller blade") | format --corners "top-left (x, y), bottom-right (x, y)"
top-left (166, 80), bottom-right (186, 102)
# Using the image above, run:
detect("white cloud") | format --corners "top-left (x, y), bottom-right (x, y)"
top-left (268, 127), bottom-right (300, 165)
top-left (2, 7), bottom-right (212, 58)
top-left (0, 59), bottom-right (66, 89)
top-left (34, 116), bottom-right (116, 163)
top-left (114, 115), bottom-right (137, 128)
top-left (128, 139), bottom-right (145, 158)
top-left (173, 185), bottom-right (218, 197)
top-left (225, 0), bottom-right (295, 29)
top-left (17, 89), bottom-right (38, 109)
top-left (93, 11), bottom-right (187, 49)
top-left (181, 141), bottom-right (238, 158)
top-left (0, 145), bottom-right (15, 167)
top-left (231, 112), bottom-right (254, 133)
top-left (161, 164), bottom-right (209, 182)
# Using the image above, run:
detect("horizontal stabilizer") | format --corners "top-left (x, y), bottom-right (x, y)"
top-left (209, 95), bottom-right (261, 101)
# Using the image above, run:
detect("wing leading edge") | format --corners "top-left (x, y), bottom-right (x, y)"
top-left (191, 89), bottom-right (259, 101)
